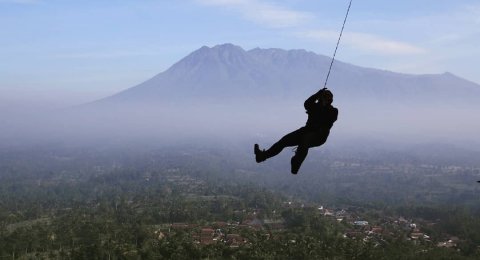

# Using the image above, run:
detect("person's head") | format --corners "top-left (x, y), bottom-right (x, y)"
top-left (319, 88), bottom-right (333, 105)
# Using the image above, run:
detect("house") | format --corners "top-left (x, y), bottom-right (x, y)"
top-left (154, 230), bottom-right (165, 240)
top-left (324, 209), bottom-right (335, 217)
top-left (212, 221), bottom-right (228, 228)
top-left (397, 217), bottom-right (408, 224)
top-left (171, 223), bottom-right (189, 229)
top-left (226, 234), bottom-right (247, 248)
top-left (335, 209), bottom-right (347, 217)
top-left (344, 231), bottom-right (363, 239)
top-left (371, 226), bottom-right (383, 234)
top-left (437, 241), bottom-right (456, 248)
top-left (410, 232), bottom-right (424, 240)
top-left (200, 228), bottom-right (215, 245)
top-left (449, 236), bottom-right (460, 243)
top-left (354, 220), bottom-right (369, 226)
top-left (263, 218), bottom-right (286, 231)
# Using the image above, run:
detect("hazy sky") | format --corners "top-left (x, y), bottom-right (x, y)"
top-left (2, 0), bottom-right (480, 107)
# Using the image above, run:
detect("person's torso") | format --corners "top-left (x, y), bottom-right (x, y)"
top-left (305, 104), bottom-right (338, 131)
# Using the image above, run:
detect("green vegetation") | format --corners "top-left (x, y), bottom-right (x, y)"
top-left (0, 145), bottom-right (479, 259)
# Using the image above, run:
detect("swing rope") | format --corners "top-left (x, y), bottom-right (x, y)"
top-left (322, 0), bottom-right (353, 89)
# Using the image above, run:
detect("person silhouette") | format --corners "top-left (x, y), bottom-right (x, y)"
top-left (254, 88), bottom-right (338, 174)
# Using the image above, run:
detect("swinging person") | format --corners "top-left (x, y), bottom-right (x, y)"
top-left (254, 88), bottom-right (338, 174)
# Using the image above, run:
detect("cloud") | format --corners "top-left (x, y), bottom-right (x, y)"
top-left (299, 30), bottom-right (426, 55)
top-left (198, 0), bottom-right (424, 55)
top-left (196, 0), bottom-right (312, 28)
top-left (344, 32), bottom-right (426, 55)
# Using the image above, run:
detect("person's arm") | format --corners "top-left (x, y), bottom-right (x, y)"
top-left (333, 107), bottom-right (338, 123)
top-left (304, 90), bottom-right (322, 110)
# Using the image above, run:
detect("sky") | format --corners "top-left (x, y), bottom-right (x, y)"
top-left (1, 0), bottom-right (480, 108)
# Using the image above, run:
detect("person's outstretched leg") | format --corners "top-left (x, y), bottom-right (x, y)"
top-left (255, 128), bottom-right (304, 163)
top-left (291, 144), bottom-right (308, 174)
top-left (254, 144), bottom-right (266, 163)
top-left (290, 131), bottom-right (327, 174)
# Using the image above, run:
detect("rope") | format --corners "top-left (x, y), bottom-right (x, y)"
top-left (323, 0), bottom-right (353, 89)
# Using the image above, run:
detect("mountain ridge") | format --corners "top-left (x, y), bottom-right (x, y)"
top-left (35, 44), bottom-right (479, 145)
top-left (93, 43), bottom-right (480, 106)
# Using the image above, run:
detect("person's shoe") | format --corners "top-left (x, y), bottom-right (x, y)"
top-left (254, 144), bottom-right (266, 163)
top-left (291, 155), bottom-right (302, 174)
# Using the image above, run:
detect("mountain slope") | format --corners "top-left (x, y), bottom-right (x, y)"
top-left (70, 44), bottom-right (480, 144)
top-left (96, 43), bottom-right (480, 106)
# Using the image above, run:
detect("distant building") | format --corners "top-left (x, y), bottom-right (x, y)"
top-left (171, 223), bottom-right (189, 229)
top-left (324, 209), bottom-right (335, 217)
top-left (410, 232), bottom-right (424, 240)
top-left (200, 228), bottom-right (215, 245)
top-left (398, 217), bottom-right (408, 224)
top-left (263, 218), bottom-right (286, 231)
top-left (226, 234), bottom-right (247, 248)
top-left (344, 231), bottom-right (363, 239)
top-left (354, 221), bottom-right (369, 226)
top-left (154, 231), bottom-right (165, 240)
top-left (371, 226), bottom-right (383, 234)
top-left (437, 241), bottom-right (456, 248)
top-left (436, 236), bottom-right (460, 248)
top-left (213, 221), bottom-right (228, 228)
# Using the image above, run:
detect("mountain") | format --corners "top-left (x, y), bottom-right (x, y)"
top-left (60, 43), bottom-right (480, 145)
top-left (94, 43), bottom-right (480, 106)
top-left (3, 44), bottom-right (479, 147)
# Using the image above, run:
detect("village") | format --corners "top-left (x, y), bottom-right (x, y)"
top-left (151, 193), bottom-right (461, 250)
